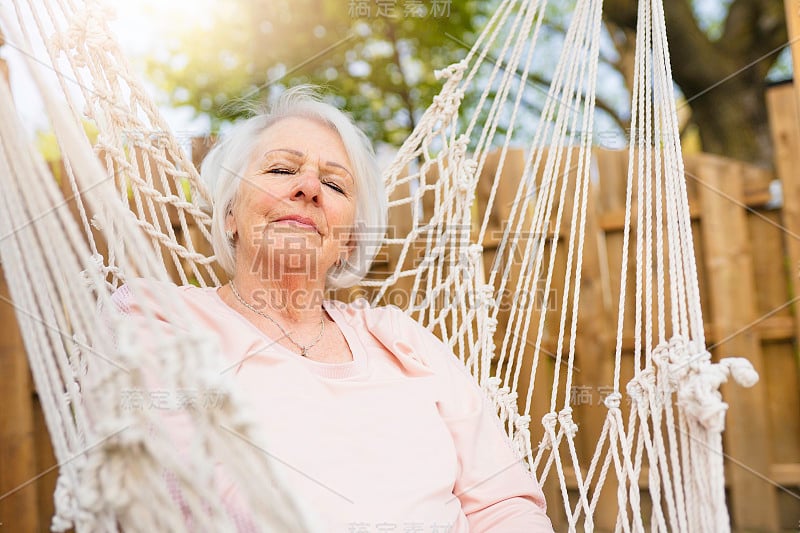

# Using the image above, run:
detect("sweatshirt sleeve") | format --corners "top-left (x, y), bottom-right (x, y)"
top-left (440, 358), bottom-right (553, 531)
top-left (363, 305), bottom-right (554, 532)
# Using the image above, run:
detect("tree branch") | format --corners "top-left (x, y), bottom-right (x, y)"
top-left (603, 21), bottom-right (636, 96)
top-left (384, 20), bottom-right (418, 134)
top-left (720, 0), bottom-right (787, 77)
top-left (603, 0), bottom-right (729, 91)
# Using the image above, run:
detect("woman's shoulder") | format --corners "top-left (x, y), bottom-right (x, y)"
top-left (327, 299), bottom-right (425, 335)
top-left (329, 299), bottom-right (456, 373)
top-left (111, 278), bottom-right (221, 314)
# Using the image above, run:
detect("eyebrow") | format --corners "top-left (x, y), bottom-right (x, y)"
top-left (262, 148), bottom-right (354, 181)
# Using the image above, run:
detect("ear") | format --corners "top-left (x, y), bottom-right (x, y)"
top-left (225, 208), bottom-right (237, 235)
top-left (342, 228), bottom-right (356, 260)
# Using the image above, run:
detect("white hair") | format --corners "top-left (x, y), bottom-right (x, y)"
top-left (198, 86), bottom-right (387, 288)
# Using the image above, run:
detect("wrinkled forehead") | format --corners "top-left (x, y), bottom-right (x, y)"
top-left (249, 115), bottom-right (349, 162)
top-left (259, 115), bottom-right (341, 147)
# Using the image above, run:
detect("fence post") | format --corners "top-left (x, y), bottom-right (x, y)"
top-left (692, 154), bottom-right (780, 531)
top-left (767, 83), bottom-right (800, 353)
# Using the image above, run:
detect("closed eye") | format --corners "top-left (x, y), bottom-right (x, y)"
top-left (266, 167), bottom-right (296, 175)
top-left (323, 181), bottom-right (345, 194)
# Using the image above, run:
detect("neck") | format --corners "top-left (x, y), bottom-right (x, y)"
top-left (230, 271), bottom-right (327, 324)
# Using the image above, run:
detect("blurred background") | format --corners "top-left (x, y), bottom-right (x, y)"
top-left (3, 0), bottom-right (792, 165)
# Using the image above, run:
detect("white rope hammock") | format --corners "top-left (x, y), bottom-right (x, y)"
top-left (0, 0), bottom-right (759, 530)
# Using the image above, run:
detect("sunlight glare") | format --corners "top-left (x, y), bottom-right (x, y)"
top-left (111, 0), bottom-right (219, 55)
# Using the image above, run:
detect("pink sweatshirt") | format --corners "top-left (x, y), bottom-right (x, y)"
top-left (112, 281), bottom-right (553, 532)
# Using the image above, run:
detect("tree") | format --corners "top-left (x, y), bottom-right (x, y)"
top-left (603, 0), bottom-right (788, 165)
top-left (145, 0), bottom-right (489, 145)
top-left (146, 0), bottom-right (788, 165)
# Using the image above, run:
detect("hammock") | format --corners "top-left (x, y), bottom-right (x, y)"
top-left (0, 0), bottom-right (758, 530)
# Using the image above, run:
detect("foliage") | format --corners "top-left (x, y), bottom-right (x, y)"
top-left (145, 0), bottom-right (489, 146)
top-left (145, 0), bottom-right (790, 164)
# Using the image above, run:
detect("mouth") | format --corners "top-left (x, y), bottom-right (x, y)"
top-left (273, 215), bottom-right (319, 233)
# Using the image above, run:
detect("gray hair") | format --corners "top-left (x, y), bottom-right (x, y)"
top-left (199, 86), bottom-right (387, 288)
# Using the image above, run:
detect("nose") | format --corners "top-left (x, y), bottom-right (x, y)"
top-left (291, 167), bottom-right (321, 204)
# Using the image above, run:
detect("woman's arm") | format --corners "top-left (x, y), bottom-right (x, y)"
top-left (443, 369), bottom-right (553, 531)
top-left (362, 305), bottom-right (554, 532)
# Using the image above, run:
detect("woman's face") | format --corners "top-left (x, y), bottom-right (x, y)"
top-left (228, 116), bottom-right (357, 285)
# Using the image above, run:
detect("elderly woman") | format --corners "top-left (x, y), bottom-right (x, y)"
top-left (114, 87), bottom-right (552, 531)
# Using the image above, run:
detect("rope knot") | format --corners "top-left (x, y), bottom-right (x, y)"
top-left (434, 59), bottom-right (467, 82)
top-left (558, 407), bottom-right (579, 438)
top-left (652, 335), bottom-right (683, 366)
top-left (603, 392), bottom-right (622, 410)
top-left (458, 174), bottom-right (474, 193)
top-left (651, 336), bottom-right (695, 391)
top-left (431, 88), bottom-right (466, 120)
top-left (468, 243), bottom-right (483, 260)
top-left (511, 414), bottom-right (532, 458)
top-left (462, 157), bottom-right (478, 177)
top-left (514, 414), bottom-right (531, 430)
top-left (81, 254), bottom-right (121, 292)
top-left (451, 135), bottom-right (476, 187)
top-left (80, 253), bottom-right (104, 284)
top-left (541, 412), bottom-right (558, 430)
top-left (626, 368), bottom-right (655, 404)
top-left (719, 357), bottom-right (759, 388)
top-left (477, 284), bottom-right (496, 311)
top-left (538, 412), bottom-right (558, 450)
top-left (479, 283), bottom-right (494, 299)
top-left (51, 471), bottom-right (80, 532)
top-left (453, 133), bottom-right (469, 153)
top-left (55, 7), bottom-right (115, 57)
top-left (674, 350), bottom-right (758, 433)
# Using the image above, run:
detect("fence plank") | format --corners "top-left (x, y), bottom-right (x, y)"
top-left (693, 154), bottom-right (780, 531)
top-left (0, 272), bottom-right (39, 531)
top-left (784, 0), bottom-right (800, 115)
top-left (475, 148), bottom-right (564, 527)
top-left (747, 208), bottom-right (800, 469)
top-left (767, 82), bottom-right (800, 347)
top-left (572, 163), bottom-right (618, 531)
top-left (764, 80), bottom-right (800, 531)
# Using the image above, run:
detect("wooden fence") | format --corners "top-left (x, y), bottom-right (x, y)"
top-left (1, 73), bottom-right (799, 530)
top-left (459, 103), bottom-right (800, 529)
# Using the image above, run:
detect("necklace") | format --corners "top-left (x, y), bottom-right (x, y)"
top-left (229, 281), bottom-right (325, 357)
